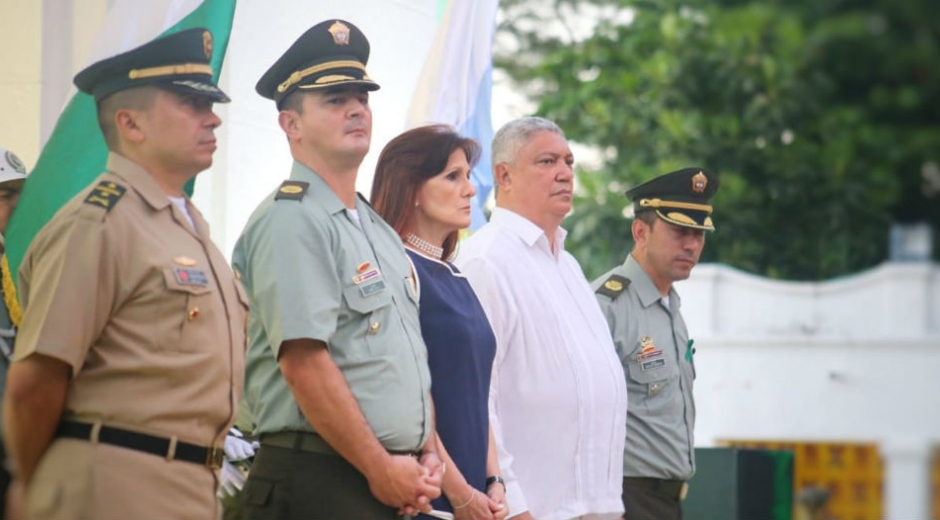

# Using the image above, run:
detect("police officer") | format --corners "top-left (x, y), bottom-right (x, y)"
top-left (0, 146), bottom-right (28, 517)
top-left (2, 28), bottom-right (246, 519)
top-left (592, 168), bottom-right (719, 520)
top-left (233, 19), bottom-right (441, 519)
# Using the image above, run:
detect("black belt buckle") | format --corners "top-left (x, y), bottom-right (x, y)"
top-left (206, 446), bottom-right (224, 469)
top-left (389, 449), bottom-right (422, 459)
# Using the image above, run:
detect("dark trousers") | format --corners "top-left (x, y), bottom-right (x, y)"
top-left (243, 444), bottom-right (399, 520)
top-left (0, 442), bottom-right (9, 516)
top-left (622, 477), bottom-right (682, 520)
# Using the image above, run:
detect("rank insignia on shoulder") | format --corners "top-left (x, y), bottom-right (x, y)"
top-left (83, 181), bottom-right (127, 212)
top-left (274, 180), bottom-right (309, 201)
top-left (596, 274), bottom-right (630, 298)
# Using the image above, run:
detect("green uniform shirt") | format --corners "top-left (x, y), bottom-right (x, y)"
top-left (232, 161), bottom-right (432, 452)
top-left (592, 254), bottom-right (696, 480)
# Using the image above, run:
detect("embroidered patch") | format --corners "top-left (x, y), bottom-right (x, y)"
top-left (641, 358), bottom-right (666, 371)
top-left (174, 267), bottom-right (209, 286)
top-left (83, 181), bottom-right (126, 212)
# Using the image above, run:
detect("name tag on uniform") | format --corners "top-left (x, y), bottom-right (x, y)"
top-left (641, 358), bottom-right (666, 371)
top-left (174, 267), bottom-right (208, 286)
top-left (360, 279), bottom-right (386, 297)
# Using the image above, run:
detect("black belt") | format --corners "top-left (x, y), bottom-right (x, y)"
top-left (261, 431), bottom-right (421, 458)
top-left (623, 476), bottom-right (687, 499)
top-left (56, 421), bottom-right (224, 469)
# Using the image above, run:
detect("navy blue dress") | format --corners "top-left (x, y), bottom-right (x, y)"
top-left (407, 249), bottom-right (497, 516)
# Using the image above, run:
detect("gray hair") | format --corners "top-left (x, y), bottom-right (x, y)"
top-left (491, 116), bottom-right (565, 167)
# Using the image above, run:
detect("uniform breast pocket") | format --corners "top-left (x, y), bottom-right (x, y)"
top-left (627, 352), bottom-right (680, 401)
top-left (342, 280), bottom-right (394, 358)
top-left (162, 267), bottom-right (216, 352)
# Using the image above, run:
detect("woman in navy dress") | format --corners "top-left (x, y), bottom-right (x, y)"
top-left (371, 125), bottom-right (506, 520)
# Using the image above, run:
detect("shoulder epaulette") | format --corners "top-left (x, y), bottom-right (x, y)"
top-left (274, 180), bottom-right (309, 201)
top-left (596, 274), bottom-right (630, 299)
top-left (83, 181), bottom-right (127, 212)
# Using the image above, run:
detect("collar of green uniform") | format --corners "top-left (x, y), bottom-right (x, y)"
top-left (623, 254), bottom-right (681, 309)
top-left (288, 160), bottom-right (346, 215)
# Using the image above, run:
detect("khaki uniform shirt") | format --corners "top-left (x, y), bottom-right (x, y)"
top-left (0, 240), bottom-right (14, 438)
top-left (232, 161), bottom-right (432, 452)
top-left (14, 153), bottom-right (247, 519)
top-left (592, 254), bottom-right (696, 481)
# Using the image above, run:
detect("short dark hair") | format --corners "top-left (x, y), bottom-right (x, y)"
top-left (96, 86), bottom-right (158, 149)
top-left (370, 125), bottom-right (481, 260)
top-left (635, 210), bottom-right (658, 228)
top-left (279, 90), bottom-right (305, 114)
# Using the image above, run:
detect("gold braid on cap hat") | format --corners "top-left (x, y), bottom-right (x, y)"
top-left (277, 60), bottom-right (367, 93)
top-left (638, 198), bottom-right (713, 214)
top-left (128, 63), bottom-right (214, 79)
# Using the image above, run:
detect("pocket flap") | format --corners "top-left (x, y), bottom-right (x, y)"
top-left (628, 356), bottom-right (677, 384)
top-left (234, 279), bottom-right (250, 308)
top-left (244, 478), bottom-right (274, 507)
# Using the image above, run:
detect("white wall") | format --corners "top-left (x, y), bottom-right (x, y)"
top-left (678, 261), bottom-right (940, 445)
top-left (677, 261), bottom-right (940, 519)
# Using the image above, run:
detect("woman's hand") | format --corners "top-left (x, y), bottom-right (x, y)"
top-left (451, 487), bottom-right (495, 520)
top-left (486, 481), bottom-right (508, 520)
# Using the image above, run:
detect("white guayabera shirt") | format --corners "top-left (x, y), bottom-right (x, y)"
top-left (456, 208), bottom-right (628, 520)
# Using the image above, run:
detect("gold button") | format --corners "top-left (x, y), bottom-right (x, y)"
top-left (188, 307), bottom-right (200, 321)
top-left (368, 322), bottom-right (380, 335)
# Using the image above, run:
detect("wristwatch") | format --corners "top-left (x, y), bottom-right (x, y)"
top-left (485, 475), bottom-right (505, 490)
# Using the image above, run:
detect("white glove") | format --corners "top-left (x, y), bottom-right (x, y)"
top-left (223, 428), bottom-right (259, 461)
top-left (219, 459), bottom-right (248, 498)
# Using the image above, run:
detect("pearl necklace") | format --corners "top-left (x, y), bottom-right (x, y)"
top-left (405, 233), bottom-right (444, 260)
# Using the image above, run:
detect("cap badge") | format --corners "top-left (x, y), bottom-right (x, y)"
top-left (4, 151), bottom-right (26, 175)
top-left (692, 171), bottom-right (707, 193)
top-left (328, 21), bottom-right (351, 46)
top-left (202, 31), bottom-right (214, 60)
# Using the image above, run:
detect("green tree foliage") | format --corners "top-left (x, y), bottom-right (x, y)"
top-left (495, 0), bottom-right (940, 280)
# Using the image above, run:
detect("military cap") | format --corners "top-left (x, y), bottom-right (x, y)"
top-left (74, 28), bottom-right (229, 103)
top-left (626, 167), bottom-right (719, 231)
top-left (0, 147), bottom-right (28, 187)
top-left (256, 19), bottom-right (380, 108)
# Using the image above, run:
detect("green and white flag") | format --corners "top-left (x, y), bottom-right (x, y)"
top-left (3, 0), bottom-right (237, 324)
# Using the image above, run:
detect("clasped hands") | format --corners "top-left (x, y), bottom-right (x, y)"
top-left (369, 450), bottom-right (443, 516)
